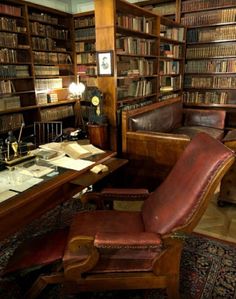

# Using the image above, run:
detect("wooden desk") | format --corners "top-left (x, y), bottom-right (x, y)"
top-left (0, 152), bottom-right (127, 241)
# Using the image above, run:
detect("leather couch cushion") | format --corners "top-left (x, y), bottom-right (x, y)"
top-left (129, 101), bottom-right (183, 133)
top-left (172, 126), bottom-right (225, 140)
top-left (184, 109), bottom-right (225, 129)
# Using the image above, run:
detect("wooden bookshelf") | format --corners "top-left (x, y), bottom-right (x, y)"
top-left (181, 0), bottom-right (236, 128)
top-left (27, 2), bottom-right (75, 119)
top-left (73, 11), bottom-right (97, 88)
top-left (0, 0), bottom-right (76, 138)
top-left (95, 0), bottom-right (185, 151)
top-left (136, 0), bottom-right (181, 22)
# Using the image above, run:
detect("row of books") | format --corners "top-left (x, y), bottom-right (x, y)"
top-left (160, 60), bottom-right (179, 75)
top-left (36, 92), bottom-right (58, 105)
top-left (186, 44), bottom-right (236, 59)
top-left (187, 26), bottom-right (236, 43)
top-left (75, 28), bottom-right (95, 41)
top-left (40, 105), bottom-right (74, 121)
top-left (117, 56), bottom-right (155, 77)
top-left (77, 65), bottom-right (97, 76)
top-left (159, 93), bottom-right (180, 102)
top-left (117, 14), bottom-right (154, 35)
top-left (76, 53), bottom-right (96, 64)
top-left (184, 76), bottom-right (236, 88)
top-left (0, 17), bottom-right (26, 33)
top-left (32, 37), bottom-right (59, 51)
top-left (185, 60), bottom-right (236, 73)
top-left (0, 80), bottom-right (14, 94)
top-left (183, 91), bottom-right (228, 104)
top-left (160, 26), bottom-right (185, 42)
top-left (160, 44), bottom-right (182, 58)
top-left (0, 4), bottom-right (21, 17)
top-left (118, 78), bottom-right (153, 99)
top-left (152, 3), bottom-right (176, 16)
top-left (80, 76), bottom-right (97, 87)
top-left (160, 75), bottom-right (181, 90)
top-left (0, 95), bottom-right (21, 111)
top-left (0, 48), bottom-right (17, 63)
top-left (182, 0), bottom-right (236, 12)
top-left (35, 78), bottom-right (63, 90)
top-left (181, 8), bottom-right (236, 26)
top-left (116, 37), bottom-right (156, 56)
top-left (33, 51), bottom-right (72, 64)
top-left (0, 32), bottom-right (18, 48)
top-left (75, 41), bottom-right (96, 53)
top-left (30, 12), bottom-right (58, 25)
top-left (74, 16), bottom-right (95, 28)
top-left (34, 66), bottom-right (59, 76)
top-left (0, 113), bottom-right (24, 133)
top-left (30, 22), bottom-right (69, 40)
top-left (0, 65), bottom-right (29, 78)
top-left (118, 98), bottom-right (154, 110)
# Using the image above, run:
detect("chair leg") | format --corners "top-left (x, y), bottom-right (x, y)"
top-left (25, 273), bottom-right (64, 299)
top-left (166, 275), bottom-right (180, 299)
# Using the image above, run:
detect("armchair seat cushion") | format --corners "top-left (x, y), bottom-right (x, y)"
top-left (172, 126), bottom-right (225, 140)
top-left (70, 210), bottom-right (144, 236)
top-left (66, 210), bottom-right (162, 273)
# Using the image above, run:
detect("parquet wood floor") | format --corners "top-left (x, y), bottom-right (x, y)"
top-left (194, 193), bottom-right (236, 244)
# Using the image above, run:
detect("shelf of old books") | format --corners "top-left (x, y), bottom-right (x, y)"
top-left (182, 0), bottom-right (236, 110)
top-left (74, 11), bottom-right (97, 87)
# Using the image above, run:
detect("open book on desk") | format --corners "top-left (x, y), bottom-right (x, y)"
top-left (39, 142), bottom-right (105, 160)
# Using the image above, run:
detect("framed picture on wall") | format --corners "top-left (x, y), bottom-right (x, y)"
top-left (97, 51), bottom-right (113, 76)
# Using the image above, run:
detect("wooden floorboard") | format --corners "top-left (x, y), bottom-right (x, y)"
top-left (194, 192), bottom-right (236, 244)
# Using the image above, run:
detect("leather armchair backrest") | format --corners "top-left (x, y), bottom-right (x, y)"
top-left (142, 133), bottom-right (234, 235)
top-left (128, 101), bottom-right (183, 133)
top-left (184, 109), bottom-right (226, 129)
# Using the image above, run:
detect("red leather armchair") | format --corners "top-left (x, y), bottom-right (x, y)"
top-left (4, 133), bottom-right (235, 299)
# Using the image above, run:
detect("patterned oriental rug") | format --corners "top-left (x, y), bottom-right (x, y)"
top-left (0, 199), bottom-right (235, 299)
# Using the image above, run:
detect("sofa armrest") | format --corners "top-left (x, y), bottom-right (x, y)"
top-left (136, 130), bottom-right (190, 140)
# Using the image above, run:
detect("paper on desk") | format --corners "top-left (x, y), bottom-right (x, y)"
top-left (39, 142), bottom-right (63, 152)
top-left (19, 164), bottom-right (54, 177)
top-left (82, 144), bottom-right (105, 155)
top-left (0, 190), bottom-right (18, 203)
top-left (50, 156), bottom-right (94, 171)
top-left (40, 142), bottom-right (105, 157)
top-left (10, 177), bottom-right (43, 192)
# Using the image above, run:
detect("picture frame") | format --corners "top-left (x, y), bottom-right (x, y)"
top-left (97, 51), bottom-right (113, 76)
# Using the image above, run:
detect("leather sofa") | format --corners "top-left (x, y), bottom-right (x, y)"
top-left (122, 97), bottom-right (226, 187)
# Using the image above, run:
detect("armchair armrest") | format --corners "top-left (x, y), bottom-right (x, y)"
top-left (94, 232), bottom-right (162, 249)
top-left (80, 188), bottom-right (150, 205)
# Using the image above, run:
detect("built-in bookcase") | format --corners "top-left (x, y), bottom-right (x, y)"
top-left (0, 0), bottom-right (34, 133)
top-left (136, 0), bottom-right (180, 22)
top-left (181, 0), bottom-right (236, 129)
top-left (95, 0), bottom-right (186, 150)
top-left (27, 3), bottom-right (75, 122)
top-left (182, 0), bottom-right (236, 106)
top-left (0, 0), bottom-right (76, 136)
top-left (73, 11), bottom-right (97, 88)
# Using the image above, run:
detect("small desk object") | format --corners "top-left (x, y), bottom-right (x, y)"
top-left (0, 148), bottom-right (127, 242)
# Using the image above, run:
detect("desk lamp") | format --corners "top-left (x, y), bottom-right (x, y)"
top-left (68, 81), bottom-right (86, 135)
